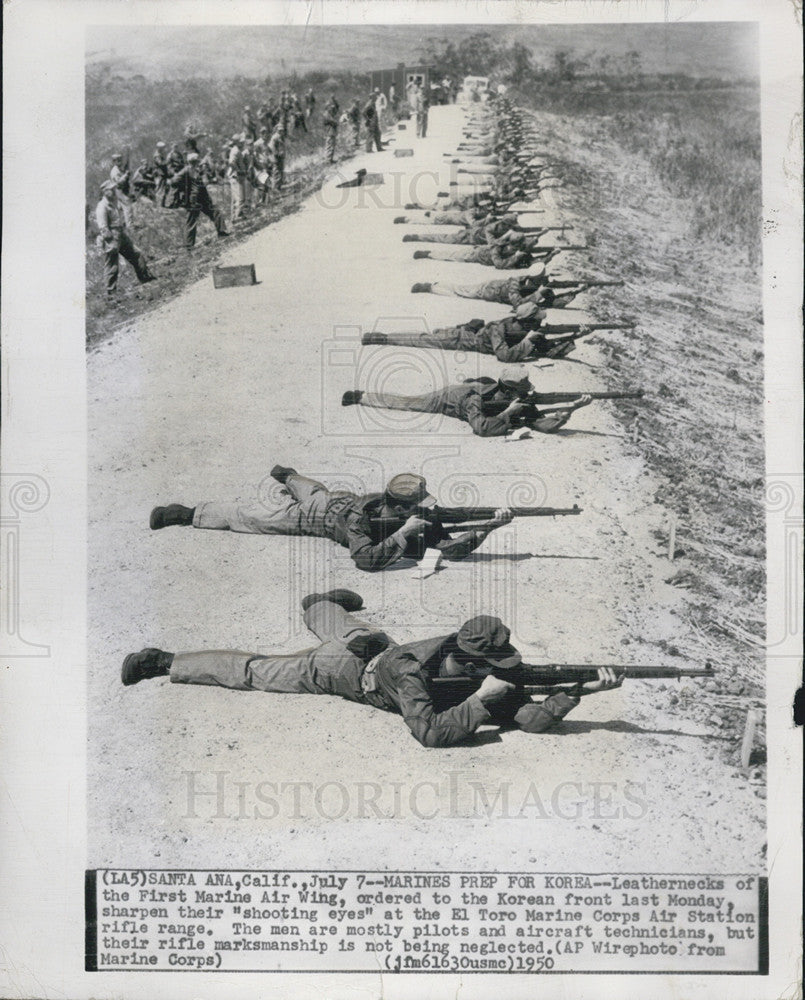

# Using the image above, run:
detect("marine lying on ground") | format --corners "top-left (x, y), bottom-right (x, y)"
top-left (121, 590), bottom-right (628, 748)
top-left (411, 239), bottom-right (589, 270)
top-left (148, 470), bottom-right (579, 573)
top-left (361, 302), bottom-right (635, 363)
top-left (342, 365), bottom-right (598, 437)
top-left (410, 272), bottom-right (623, 309)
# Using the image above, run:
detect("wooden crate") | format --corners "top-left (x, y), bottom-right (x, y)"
top-left (212, 264), bottom-right (256, 288)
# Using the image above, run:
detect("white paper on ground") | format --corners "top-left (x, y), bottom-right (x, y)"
top-left (412, 548), bottom-right (444, 579)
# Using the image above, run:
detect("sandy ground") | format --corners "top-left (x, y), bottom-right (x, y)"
top-left (88, 104), bottom-right (764, 874)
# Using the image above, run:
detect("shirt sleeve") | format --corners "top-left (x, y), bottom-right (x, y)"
top-left (461, 392), bottom-right (511, 437)
top-left (435, 527), bottom-right (492, 560)
top-left (393, 660), bottom-right (492, 747)
top-left (95, 202), bottom-right (110, 231)
top-left (488, 321), bottom-right (535, 362)
top-left (342, 510), bottom-right (409, 573)
top-left (512, 692), bottom-right (580, 734)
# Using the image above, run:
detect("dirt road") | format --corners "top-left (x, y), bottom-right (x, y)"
top-left (88, 103), bottom-right (764, 874)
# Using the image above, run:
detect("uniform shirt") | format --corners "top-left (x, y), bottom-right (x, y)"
top-left (469, 244), bottom-right (530, 269)
top-left (324, 492), bottom-right (493, 573)
top-left (267, 131), bottom-right (285, 161)
top-left (430, 381), bottom-right (514, 437)
top-left (152, 153), bottom-right (169, 179)
top-left (434, 318), bottom-right (537, 363)
top-left (227, 146), bottom-right (246, 179)
top-left (363, 97), bottom-right (378, 124)
top-left (168, 166), bottom-right (210, 210)
top-left (370, 633), bottom-right (580, 747)
top-left (95, 197), bottom-right (124, 233)
top-left (110, 163), bottom-right (130, 195)
top-left (322, 99), bottom-right (340, 128)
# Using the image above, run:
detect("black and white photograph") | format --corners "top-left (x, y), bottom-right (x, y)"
top-left (1, 1), bottom-right (802, 997)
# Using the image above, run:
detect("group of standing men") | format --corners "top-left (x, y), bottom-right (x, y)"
top-left (91, 80), bottom-right (402, 297)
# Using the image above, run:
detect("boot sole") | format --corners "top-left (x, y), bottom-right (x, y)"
top-left (121, 652), bottom-right (143, 686)
top-left (302, 590), bottom-right (364, 613)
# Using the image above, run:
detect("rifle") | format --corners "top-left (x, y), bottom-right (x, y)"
top-left (369, 503), bottom-right (581, 532)
top-left (532, 245), bottom-right (591, 256)
top-left (516, 225), bottom-right (570, 234)
top-left (429, 662), bottom-right (715, 699)
top-left (481, 391), bottom-right (643, 418)
top-left (538, 321), bottom-right (635, 335)
top-left (549, 278), bottom-right (624, 289)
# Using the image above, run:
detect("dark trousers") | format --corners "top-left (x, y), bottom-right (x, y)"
top-left (102, 232), bottom-right (150, 293)
top-left (170, 600), bottom-right (391, 702)
top-left (184, 194), bottom-right (227, 249)
top-left (324, 125), bottom-right (337, 162)
top-left (365, 121), bottom-right (382, 152)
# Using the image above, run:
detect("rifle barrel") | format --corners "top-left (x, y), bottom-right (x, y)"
top-left (531, 390), bottom-right (644, 404)
top-left (542, 322), bottom-right (635, 334)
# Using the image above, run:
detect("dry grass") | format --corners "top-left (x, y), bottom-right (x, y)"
top-left (524, 86), bottom-right (765, 707)
top-left (85, 70), bottom-right (387, 348)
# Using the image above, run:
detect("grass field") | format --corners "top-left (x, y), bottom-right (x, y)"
top-left (516, 82), bottom-right (762, 251)
top-left (520, 81), bottom-right (765, 726)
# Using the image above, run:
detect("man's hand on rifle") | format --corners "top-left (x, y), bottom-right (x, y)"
top-left (399, 514), bottom-right (430, 537)
top-left (573, 667), bottom-right (625, 695)
top-left (503, 399), bottom-right (531, 420)
top-left (570, 393), bottom-right (593, 411)
top-left (486, 507), bottom-right (514, 528)
top-left (476, 673), bottom-right (516, 704)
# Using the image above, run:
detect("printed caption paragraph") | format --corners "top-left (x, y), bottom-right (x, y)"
top-left (86, 870), bottom-right (767, 973)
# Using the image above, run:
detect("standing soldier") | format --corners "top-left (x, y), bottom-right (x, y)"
top-left (226, 134), bottom-right (247, 223)
top-left (168, 152), bottom-right (229, 250)
top-left (363, 90), bottom-right (383, 152)
top-left (415, 84), bottom-right (430, 138)
top-left (267, 122), bottom-right (286, 194)
top-left (322, 93), bottom-right (340, 163)
top-left (291, 93), bottom-right (308, 133)
top-left (389, 82), bottom-right (398, 114)
top-left (152, 141), bottom-right (169, 207)
top-left (305, 86), bottom-right (316, 121)
top-left (347, 98), bottom-right (362, 149)
top-left (131, 159), bottom-right (156, 201)
top-left (280, 90), bottom-right (292, 132)
top-left (253, 127), bottom-right (271, 204)
top-left (94, 181), bottom-right (155, 297)
top-left (241, 106), bottom-right (257, 141)
top-left (164, 144), bottom-right (186, 208)
top-left (375, 87), bottom-right (388, 128)
top-left (241, 137), bottom-right (256, 212)
top-left (109, 152), bottom-right (133, 227)
top-left (184, 124), bottom-right (207, 157)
